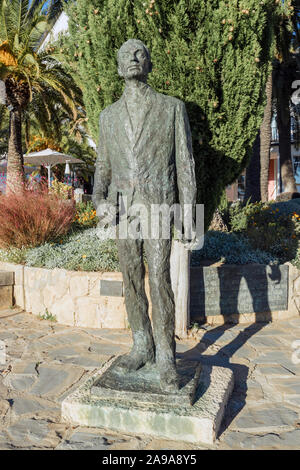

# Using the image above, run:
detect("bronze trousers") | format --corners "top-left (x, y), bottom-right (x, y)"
top-left (116, 237), bottom-right (176, 366)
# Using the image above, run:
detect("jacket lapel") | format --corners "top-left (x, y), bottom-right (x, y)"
top-left (115, 96), bottom-right (134, 147)
top-left (115, 88), bottom-right (155, 150)
top-left (132, 89), bottom-right (154, 148)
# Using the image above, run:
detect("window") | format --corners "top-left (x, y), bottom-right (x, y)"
top-left (293, 156), bottom-right (300, 184)
top-left (237, 173), bottom-right (245, 200)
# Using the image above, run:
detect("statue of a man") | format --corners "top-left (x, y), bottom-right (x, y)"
top-left (92, 39), bottom-right (197, 392)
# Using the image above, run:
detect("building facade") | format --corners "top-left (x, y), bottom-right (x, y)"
top-left (226, 116), bottom-right (300, 202)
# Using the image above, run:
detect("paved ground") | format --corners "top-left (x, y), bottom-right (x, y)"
top-left (0, 308), bottom-right (300, 450)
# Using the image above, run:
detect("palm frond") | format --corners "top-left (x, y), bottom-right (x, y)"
top-left (45, 0), bottom-right (64, 23)
top-left (26, 0), bottom-right (47, 21)
top-left (0, 0), bottom-right (9, 42)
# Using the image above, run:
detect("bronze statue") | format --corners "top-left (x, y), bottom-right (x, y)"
top-left (92, 39), bottom-right (196, 392)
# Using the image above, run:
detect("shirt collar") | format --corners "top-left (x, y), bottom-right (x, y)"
top-left (123, 82), bottom-right (152, 104)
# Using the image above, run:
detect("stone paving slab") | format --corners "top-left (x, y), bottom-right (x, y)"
top-left (230, 404), bottom-right (299, 433)
top-left (0, 311), bottom-right (300, 449)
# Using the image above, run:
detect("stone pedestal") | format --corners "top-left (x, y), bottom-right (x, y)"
top-left (61, 357), bottom-right (234, 446)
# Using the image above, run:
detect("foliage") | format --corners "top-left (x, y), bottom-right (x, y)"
top-left (229, 199), bottom-right (266, 232)
top-left (0, 188), bottom-right (76, 248)
top-left (38, 309), bottom-right (57, 322)
top-left (57, 0), bottom-right (283, 228)
top-left (25, 227), bottom-right (120, 272)
top-left (0, 245), bottom-right (27, 263)
top-left (0, 0), bottom-right (74, 107)
top-left (192, 198), bottom-right (300, 265)
top-left (24, 101), bottom-right (95, 170)
top-left (226, 199), bottom-right (300, 262)
top-left (191, 231), bottom-right (278, 266)
top-left (73, 201), bottom-right (99, 228)
top-left (246, 205), bottom-right (297, 261)
top-left (49, 178), bottom-right (73, 199)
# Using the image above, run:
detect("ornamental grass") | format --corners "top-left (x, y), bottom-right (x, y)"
top-left (0, 187), bottom-right (76, 249)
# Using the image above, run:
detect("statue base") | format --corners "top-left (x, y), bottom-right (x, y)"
top-left (61, 357), bottom-right (234, 446)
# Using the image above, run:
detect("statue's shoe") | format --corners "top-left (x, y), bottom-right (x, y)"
top-left (159, 363), bottom-right (179, 393)
top-left (114, 349), bottom-right (155, 372)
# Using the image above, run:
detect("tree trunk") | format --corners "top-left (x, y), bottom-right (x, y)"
top-left (6, 108), bottom-right (25, 194)
top-left (244, 133), bottom-right (261, 203)
top-left (245, 73), bottom-right (273, 203)
top-left (260, 73), bottom-right (273, 202)
top-left (276, 71), bottom-right (297, 193)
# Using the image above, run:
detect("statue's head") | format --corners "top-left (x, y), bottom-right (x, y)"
top-left (117, 39), bottom-right (152, 82)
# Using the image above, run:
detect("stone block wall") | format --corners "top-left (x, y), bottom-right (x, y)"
top-left (0, 263), bottom-right (130, 329)
top-left (1, 260), bottom-right (300, 333)
top-left (0, 270), bottom-right (14, 309)
top-left (190, 262), bottom-right (300, 325)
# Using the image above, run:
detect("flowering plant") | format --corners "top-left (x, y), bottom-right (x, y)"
top-left (73, 201), bottom-right (98, 228)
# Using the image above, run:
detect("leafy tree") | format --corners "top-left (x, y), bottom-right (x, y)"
top-left (58, 0), bottom-right (283, 228)
top-left (0, 0), bottom-right (82, 193)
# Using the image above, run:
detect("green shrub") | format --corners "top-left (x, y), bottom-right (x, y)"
top-left (228, 200), bottom-right (300, 263)
top-left (246, 207), bottom-right (297, 261)
top-left (0, 247), bottom-right (28, 264)
top-left (191, 231), bottom-right (278, 266)
top-left (25, 228), bottom-right (119, 272)
top-left (49, 179), bottom-right (73, 200)
top-left (229, 200), bottom-right (265, 232)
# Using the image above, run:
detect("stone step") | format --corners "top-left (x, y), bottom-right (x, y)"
top-left (0, 307), bottom-right (23, 318)
top-left (0, 271), bottom-right (14, 309)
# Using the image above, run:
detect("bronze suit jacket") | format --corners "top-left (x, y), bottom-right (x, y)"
top-left (92, 86), bottom-right (197, 213)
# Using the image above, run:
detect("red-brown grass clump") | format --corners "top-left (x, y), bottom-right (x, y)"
top-left (0, 188), bottom-right (76, 249)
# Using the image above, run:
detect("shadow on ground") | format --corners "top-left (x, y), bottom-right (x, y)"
top-left (177, 321), bottom-right (271, 438)
top-left (182, 262), bottom-right (281, 437)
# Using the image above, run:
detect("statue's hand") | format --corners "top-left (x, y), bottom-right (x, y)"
top-left (181, 236), bottom-right (198, 251)
top-left (174, 220), bottom-right (200, 250)
top-left (96, 201), bottom-right (117, 228)
top-left (181, 227), bottom-right (204, 252)
top-left (181, 218), bottom-right (198, 250)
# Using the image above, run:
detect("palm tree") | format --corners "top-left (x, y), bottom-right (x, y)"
top-left (259, 73), bottom-right (273, 201)
top-left (245, 2), bottom-right (298, 202)
top-left (0, 0), bottom-right (82, 193)
top-left (274, 58), bottom-right (298, 194)
top-left (0, 104), bottom-right (8, 156)
top-left (245, 73), bottom-right (273, 203)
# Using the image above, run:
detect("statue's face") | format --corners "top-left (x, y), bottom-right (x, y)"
top-left (118, 42), bottom-right (151, 80)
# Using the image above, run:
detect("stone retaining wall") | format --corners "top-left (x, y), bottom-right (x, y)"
top-left (0, 241), bottom-right (190, 337)
top-left (1, 260), bottom-right (299, 333)
top-left (190, 262), bottom-right (300, 325)
top-left (0, 262), bottom-right (132, 329)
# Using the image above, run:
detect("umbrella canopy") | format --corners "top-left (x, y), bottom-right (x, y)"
top-left (24, 148), bottom-right (83, 166)
top-left (24, 148), bottom-right (84, 188)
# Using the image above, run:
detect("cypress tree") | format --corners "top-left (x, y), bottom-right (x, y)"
top-left (57, 0), bottom-right (283, 228)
